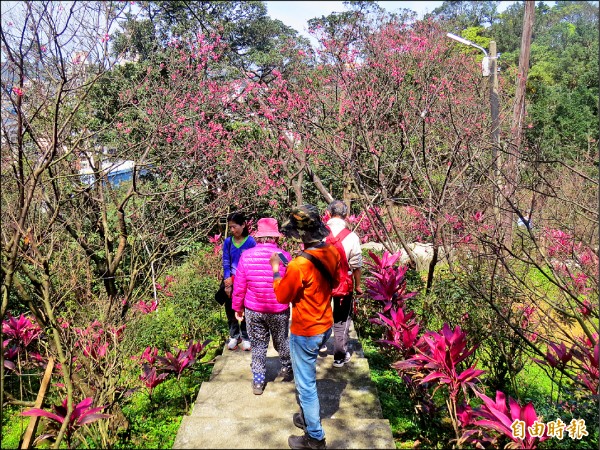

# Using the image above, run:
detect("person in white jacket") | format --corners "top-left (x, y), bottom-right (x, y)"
top-left (325, 200), bottom-right (363, 368)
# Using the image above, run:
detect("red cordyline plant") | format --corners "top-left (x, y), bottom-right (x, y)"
top-left (139, 364), bottom-right (169, 396)
top-left (364, 250), bottom-right (417, 312)
top-left (21, 397), bottom-right (110, 447)
top-left (370, 307), bottom-right (420, 359)
top-left (532, 341), bottom-right (574, 369)
top-left (2, 313), bottom-right (42, 349)
top-left (366, 250), bottom-right (421, 357)
top-left (571, 334), bottom-right (599, 395)
top-left (135, 299), bottom-right (158, 314)
top-left (3, 339), bottom-right (19, 371)
top-left (393, 324), bottom-right (486, 443)
top-left (457, 390), bottom-right (549, 449)
top-left (531, 335), bottom-right (599, 396)
top-left (139, 340), bottom-right (210, 408)
top-left (364, 250), bottom-right (439, 417)
top-left (73, 320), bottom-right (126, 362)
top-left (156, 339), bottom-right (210, 379)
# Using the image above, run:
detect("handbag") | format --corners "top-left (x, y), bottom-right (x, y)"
top-left (214, 238), bottom-right (233, 305)
top-left (214, 280), bottom-right (228, 305)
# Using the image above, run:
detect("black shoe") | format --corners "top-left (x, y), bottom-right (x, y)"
top-left (252, 381), bottom-right (265, 395)
top-left (278, 365), bottom-right (294, 382)
top-left (288, 434), bottom-right (326, 449)
top-left (332, 352), bottom-right (351, 368)
top-left (293, 412), bottom-right (306, 430)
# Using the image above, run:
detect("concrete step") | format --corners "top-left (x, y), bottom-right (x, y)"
top-left (190, 379), bottom-right (384, 420)
top-left (173, 416), bottom-right (396, 449)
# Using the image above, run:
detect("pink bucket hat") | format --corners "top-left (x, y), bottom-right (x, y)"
top-left (254, 218), bottom-right (283, 238)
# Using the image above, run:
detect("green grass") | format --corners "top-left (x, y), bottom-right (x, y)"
top-left (1, 405), bottom-right (30, 449)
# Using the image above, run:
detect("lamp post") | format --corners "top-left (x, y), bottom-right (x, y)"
top-left (446, 33), bottom-right (500, 220)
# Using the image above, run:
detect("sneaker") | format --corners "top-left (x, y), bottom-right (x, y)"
top-left (293, 412), bottom-right (306, 430)
top-left (277, 365), bottom-right (294, 382)
top-left (241, 340), bottom-right (252, 351)
top-left (288, 434), bottom-right (326, 449)
top-left (227, 338), bottom-right (239, 350)
top-left (332, 352), bottom-right (351, 368)
top-left (252, 381), bottom-right (265, 395)
top-left (318, 344), bottom-right (328, 355)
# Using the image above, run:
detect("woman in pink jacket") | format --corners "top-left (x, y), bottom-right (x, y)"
top-left (233, 218), bottom-right (293, 395)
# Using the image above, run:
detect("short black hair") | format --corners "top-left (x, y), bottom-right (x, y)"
top-left (227, 212), bottom-right (249, 237)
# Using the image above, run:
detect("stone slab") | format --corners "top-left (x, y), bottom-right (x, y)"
top-left (190, 380), bottom-right (383, 420)
top-left (210, 350), bottom-right (372, 384)
top-left (173, 417), bottom-right (396, 449)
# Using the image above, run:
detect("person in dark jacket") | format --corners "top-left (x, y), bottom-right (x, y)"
top-left (222, 212), bottom-right (256, 351)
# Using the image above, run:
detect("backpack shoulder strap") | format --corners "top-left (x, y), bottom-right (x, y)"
top-left (300, 251), bottom-right (333, 288)
top-left (337, 227), bottom-right (352, 242)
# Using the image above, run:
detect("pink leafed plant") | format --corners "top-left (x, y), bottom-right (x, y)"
top-left (2, 313), bottom-right (42, 349)
top-left (571, 335), bottom-right (599, 395)
top-left (155, 339), bottom-right (209, 379)
top-left (135, 299), bottom-right (158, 314)
top-left (393, 324), bottom-right (485, 397)
top-left (459, 390), bottom-right (549, 449)
top-left (3, 339), bottom-right (19, 372)
top-left (22, 397), bottom-right (110, 447)
top-left (139, 346), bottom-right (159, 365)
top-left (532, 341), bottom-right (573, 368)
top-left (364, 251), bottom-right (416, 312)
top-left (139, 363), bottom-right (169, 395)
top-left (370, 307), bottom-right (420, 358)
top-left (393, 324), bottom-right (485, 441)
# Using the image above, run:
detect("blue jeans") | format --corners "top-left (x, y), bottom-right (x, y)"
top-left (289, 328), bottom-right (332, 441)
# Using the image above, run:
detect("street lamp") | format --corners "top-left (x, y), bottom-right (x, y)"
top-left (446, 32), bottom-right (500, 218)
top-left (446, 33), bottom-right (491, 76)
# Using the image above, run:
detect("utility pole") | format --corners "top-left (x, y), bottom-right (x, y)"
top-left (446, 33), bottom-right (503, 231)
top-left (490, 40), bottom-right (500, 224)
top-left (503, 0), bottom-right (535, 250)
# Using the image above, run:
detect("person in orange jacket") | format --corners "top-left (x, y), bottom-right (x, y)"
top-left (270, 204), bottom-right (340, 450)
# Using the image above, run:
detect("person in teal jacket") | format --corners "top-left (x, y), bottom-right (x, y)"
top-left (222, 212), bottom-right (256, 350)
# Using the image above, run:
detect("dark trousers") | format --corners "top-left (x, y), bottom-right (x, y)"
top-left (224, 296), bottom-right (249, 340)
top-left (332, 293), bottom-right (353, 360)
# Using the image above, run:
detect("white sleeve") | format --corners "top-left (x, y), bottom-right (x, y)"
top-left (345, 232), bottom-right (363, 270)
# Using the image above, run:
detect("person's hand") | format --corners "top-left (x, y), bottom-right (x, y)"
top-left (355, 286), bottom-right (364, 296)
top-left (269, 252), bottom-right (281, 272)
top-left (224, 276), bottom-right (233, 287)
top-left (225, 285), bottom-right (233, 297)
top-left (235, 310), bottom-right (244, 321)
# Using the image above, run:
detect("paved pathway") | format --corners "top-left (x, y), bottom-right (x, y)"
top-left (173, 321), bottom-right (396, 449)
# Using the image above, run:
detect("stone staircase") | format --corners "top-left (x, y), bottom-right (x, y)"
top-left (173, 322), bottom-right (396, 449)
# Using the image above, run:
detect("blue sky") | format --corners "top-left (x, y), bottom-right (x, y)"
top-left (264, 1), bottom-right (523, 41)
